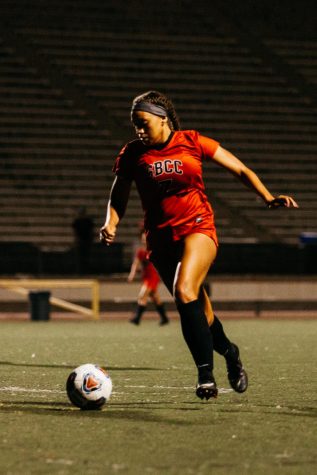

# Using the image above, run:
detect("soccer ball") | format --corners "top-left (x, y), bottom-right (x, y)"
top-left (66, 363), bottom-right (112, 410)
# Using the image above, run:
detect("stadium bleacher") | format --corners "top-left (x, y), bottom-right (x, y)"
top-left (0, 0), bottom-right (316, 271)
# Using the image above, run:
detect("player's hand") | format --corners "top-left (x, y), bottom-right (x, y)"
top-left (267, 195), bottom-right (299, 209)
top-left (99, 223), bottom-right (117, 245)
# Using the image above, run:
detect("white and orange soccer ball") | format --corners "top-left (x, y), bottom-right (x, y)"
top-left (66, 364), bottom-right (112, 410)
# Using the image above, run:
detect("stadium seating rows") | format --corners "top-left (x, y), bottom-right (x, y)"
top-left (0, 0), bottom-right (316, 268)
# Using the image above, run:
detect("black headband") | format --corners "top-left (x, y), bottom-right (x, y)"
top-left (131, 101), bottom-right (167, 118)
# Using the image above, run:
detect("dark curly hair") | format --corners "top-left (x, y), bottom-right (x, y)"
top-left (131, 90), bottom-right (181, 131)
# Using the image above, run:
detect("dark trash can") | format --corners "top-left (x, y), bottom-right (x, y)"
top-left (29, 291), bottom-right (51, 321)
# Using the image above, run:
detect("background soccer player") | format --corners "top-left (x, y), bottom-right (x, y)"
top-left (128, 230), bottom-right (169, 326)
top-left (100, 90), bottom-right (298, 400)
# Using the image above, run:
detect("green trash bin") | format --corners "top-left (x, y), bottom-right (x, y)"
top-left (29, 291), bottom-right (51, 321)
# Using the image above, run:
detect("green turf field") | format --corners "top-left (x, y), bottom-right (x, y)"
top-left (0, 319), bottom-right (316, 475)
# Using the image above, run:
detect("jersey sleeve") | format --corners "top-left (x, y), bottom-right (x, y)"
top-left (112, 143), bottom-right (135, 180)
top-left (197, 133), bottom-right (220, 160)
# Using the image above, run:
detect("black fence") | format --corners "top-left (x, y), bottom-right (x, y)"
top-left (0, 242), bottom-right (124, 275)
top-left (0, 241), bottom-right (316, 276)
top-left (213, 243), bottom-right (317, 274)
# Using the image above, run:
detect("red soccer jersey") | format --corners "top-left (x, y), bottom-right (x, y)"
top-left (113, 130), bottom-right (219, 245)
top-left (136, 247), bottom-right (160, 290)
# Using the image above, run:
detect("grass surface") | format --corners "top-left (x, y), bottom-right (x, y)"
top-left (0, 319), bottom-right (316, 475)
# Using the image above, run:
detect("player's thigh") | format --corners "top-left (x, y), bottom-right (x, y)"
top-left (176, 233), bottom-right (217, 296)
top-left (138, 284), bottom-right (152, 303)
top-left (150, 256), bottom-right (178, 296)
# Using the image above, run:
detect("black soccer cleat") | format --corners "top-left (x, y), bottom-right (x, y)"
top-left (226, 343), bottom-right (248, 393)
top-left (196, 380), bottom-right (218, 400)
top-left (130, 317), bottom-right (140, 325)
top-left (196, 382), bottom-right (218, 400)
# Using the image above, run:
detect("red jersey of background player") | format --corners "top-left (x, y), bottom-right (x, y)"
top-left (136, 247), bottom-right (160, 291)
top-left (113, 130), bottom-right (219, 246)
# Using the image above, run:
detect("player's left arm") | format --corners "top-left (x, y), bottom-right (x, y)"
top-left (212, 146), bottom-right (299, 208)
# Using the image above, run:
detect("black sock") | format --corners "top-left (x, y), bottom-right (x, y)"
top-left (132, 304), bottom-right (146, 323)
top-left (177, 300), bottom-right (213, 370)
top-left (155, 303), bottom-right (169, 322)
top-left (210, 315), bottom-right (235, 358)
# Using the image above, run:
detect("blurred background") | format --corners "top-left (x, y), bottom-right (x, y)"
top-left (0, 0), bottom-right (316, 282)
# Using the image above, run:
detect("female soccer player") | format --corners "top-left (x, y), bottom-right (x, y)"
top-left (100, 90), bottom-right (298, 400)
top-left (128, 230), bottom-right (169, 325)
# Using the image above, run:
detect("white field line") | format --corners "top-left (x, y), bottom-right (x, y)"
top-left (122, 385), bottom-right (233, 394)
top-left (0, 385), bottom-right (233, 395)
top-left (0, 386), bottom-right (64, 394)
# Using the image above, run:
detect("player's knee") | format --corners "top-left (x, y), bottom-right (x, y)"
top-left (174, 282), bottom-right (197, 304)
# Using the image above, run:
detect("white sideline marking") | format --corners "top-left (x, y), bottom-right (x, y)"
top-left (124, 385), bottom-right (233, 394)
top-left (0, 386), bottom-right (64, 394)
top-left (0, 385), bottom-right (233, 395)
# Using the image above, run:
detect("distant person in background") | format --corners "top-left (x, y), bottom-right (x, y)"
top-left (128, 231), bottom-right (169, 325)
top-left (72, 207), bottom-right (94, 274)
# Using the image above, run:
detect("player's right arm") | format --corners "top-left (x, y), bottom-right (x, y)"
top-left (100, 176), bottom-right (132, 245)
